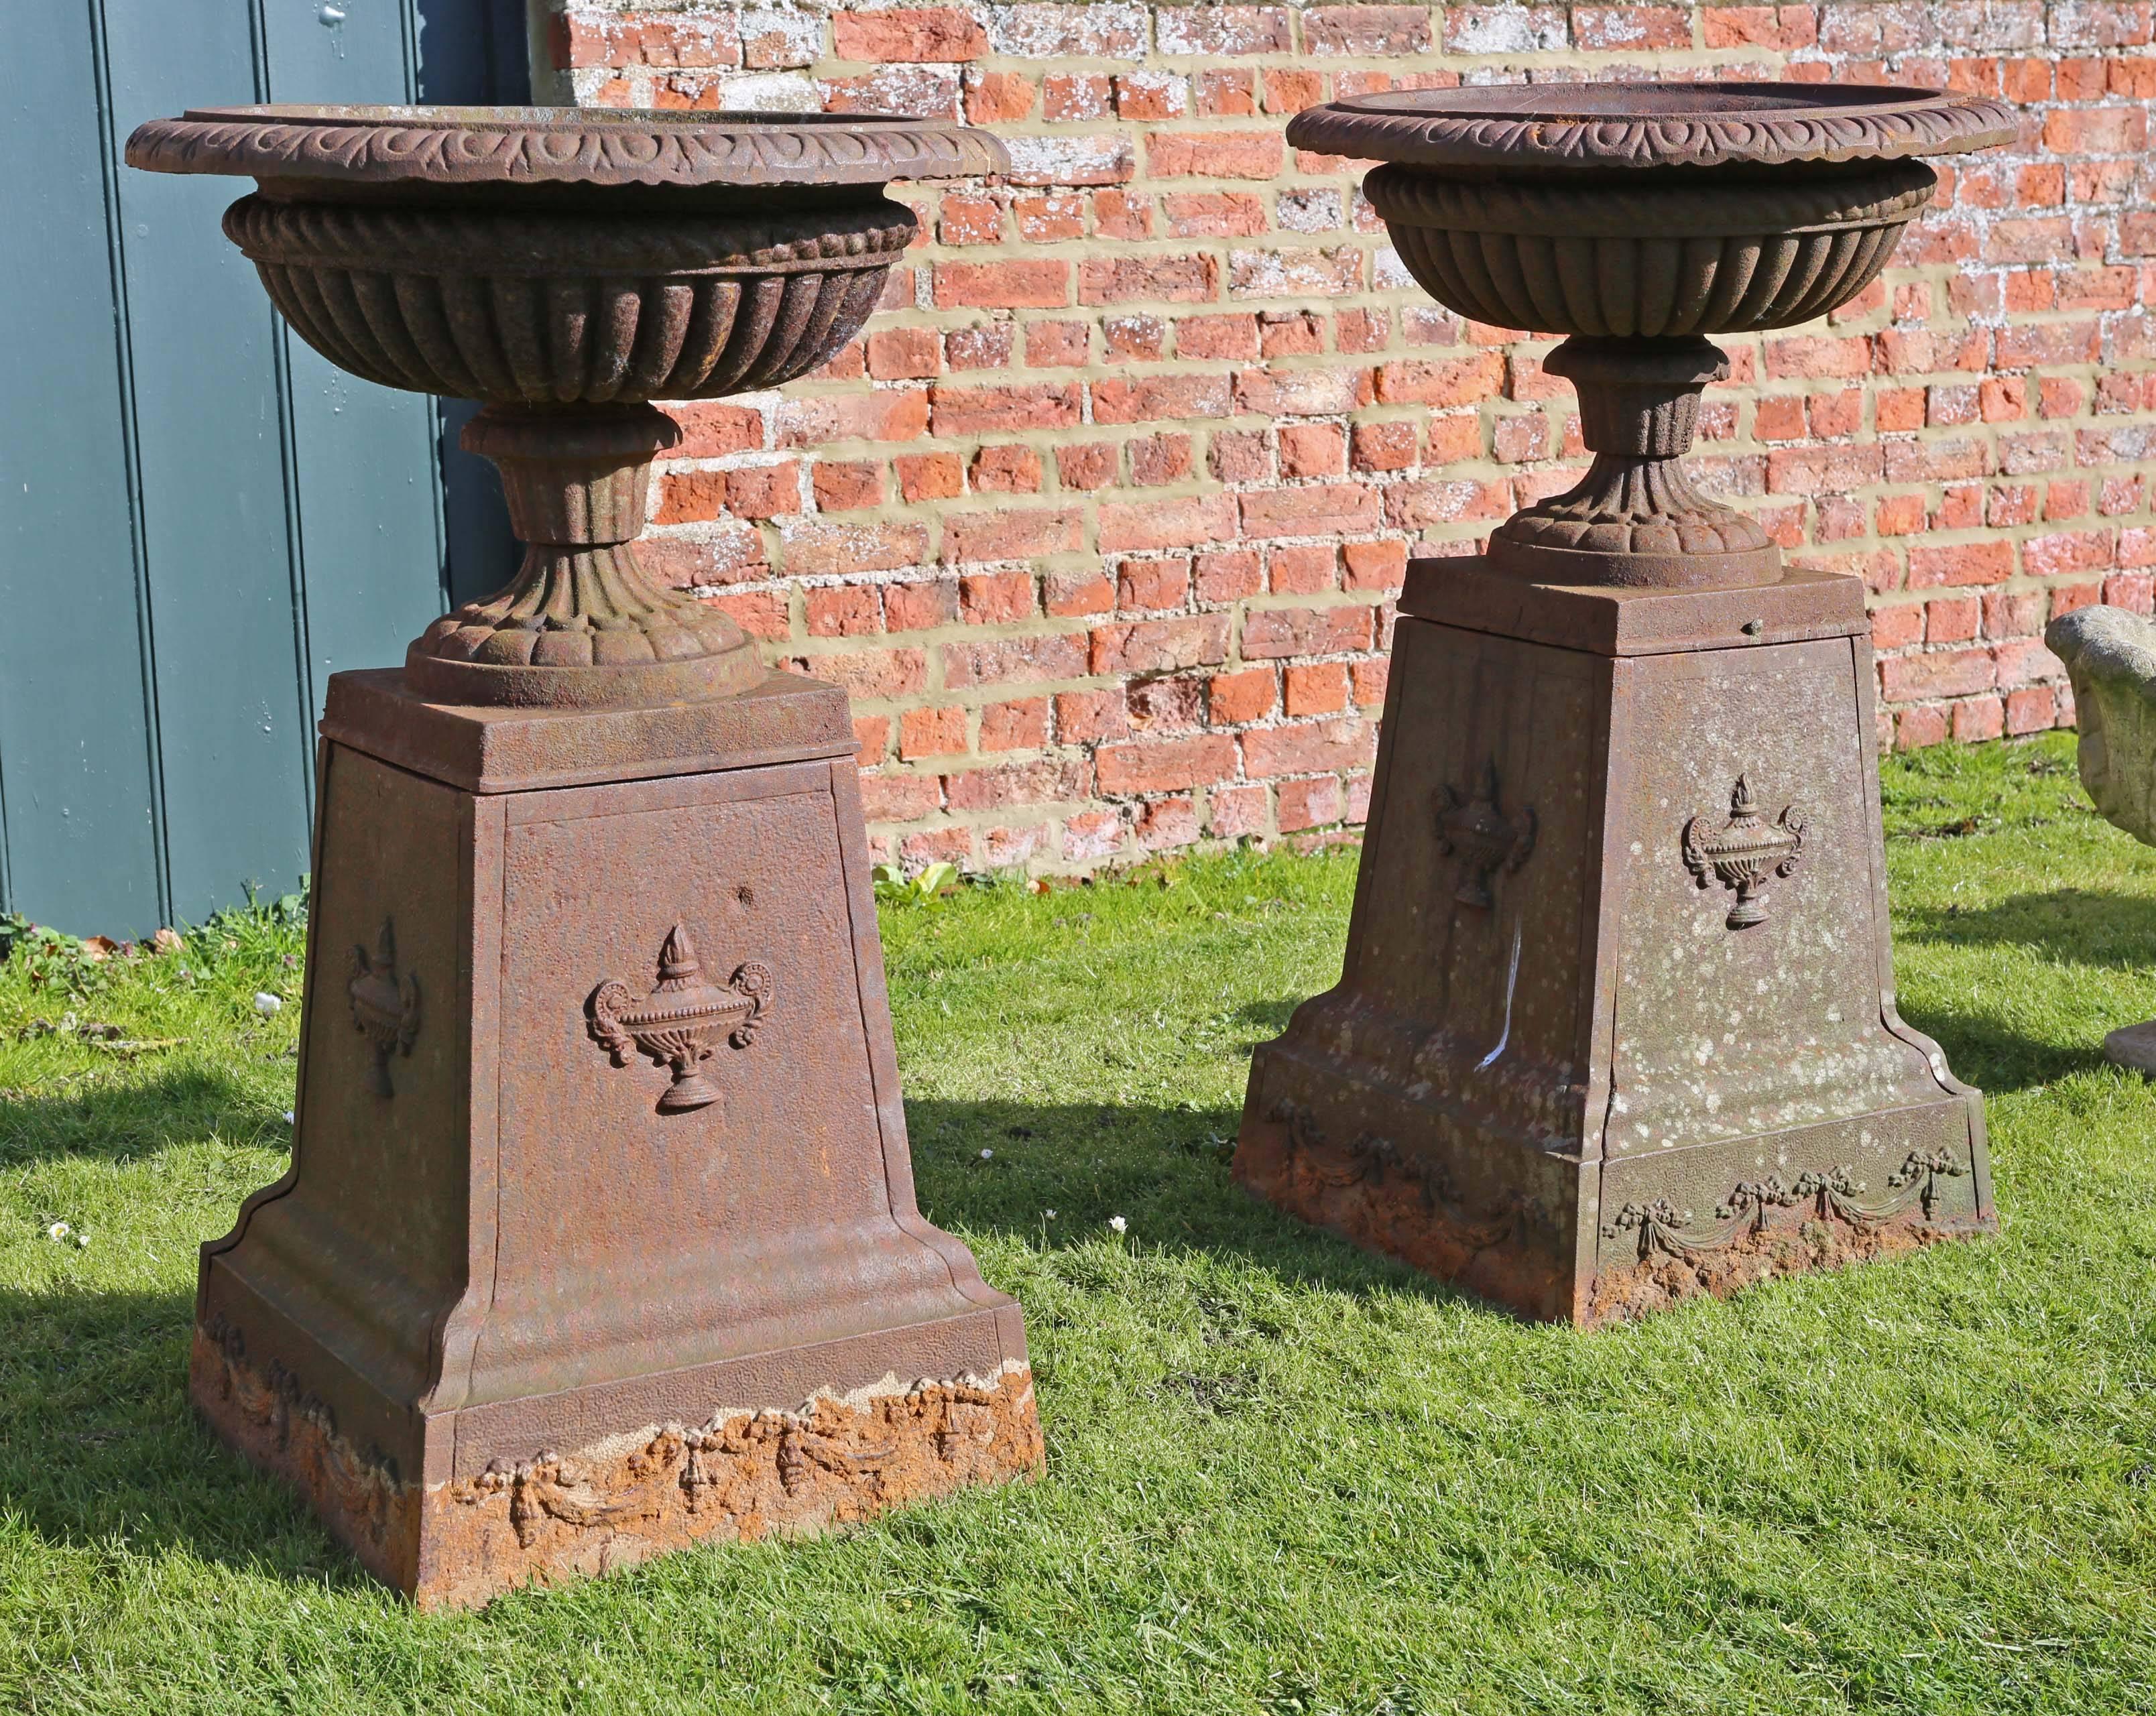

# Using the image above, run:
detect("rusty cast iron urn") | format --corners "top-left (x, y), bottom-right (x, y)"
top-left (1239, 84), bottom-right (2015, 1324)
top-left (127, 106), bottom-right (1038, 1607)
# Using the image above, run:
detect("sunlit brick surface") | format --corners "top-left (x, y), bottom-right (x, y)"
top-left (541, 2), bottom-right (2156, 869)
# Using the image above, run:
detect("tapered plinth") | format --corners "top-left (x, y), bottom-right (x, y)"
top-left (1234, 558), bottom-right (1993, 1325)
top-left (193, 670), bottom-right (1039, 1607)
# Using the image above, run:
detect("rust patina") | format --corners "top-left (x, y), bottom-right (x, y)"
top-left (128, 105), bottom-right (1038, 1607)
top-left (1238, 84), bottom-right (2011, 1325)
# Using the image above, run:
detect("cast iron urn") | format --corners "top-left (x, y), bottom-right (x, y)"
top-left (129, 106), bottom-right (1038, 1607)
top-left (1238, 84), bottom-right (2012, 1324)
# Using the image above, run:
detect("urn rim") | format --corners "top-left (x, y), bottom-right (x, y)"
top-left (125, 103), bottom-right (1010, 191)
top-left (1284, 80), bottom-right (2015, 174)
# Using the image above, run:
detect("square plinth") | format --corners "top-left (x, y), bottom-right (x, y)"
top-left (1234, 558), bottom-right (1993, 1325)
top-left (193, 670), bottom-right (1039, 1607)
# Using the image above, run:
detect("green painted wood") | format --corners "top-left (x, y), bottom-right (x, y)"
top-left (0, 1), bottom-right (167, 932)
top-left (105, 0), bottom-right (316, 926)
top-left (262, 0), bottom-right (451, 722)
top-left (0, 0), bottom-right (518, 937)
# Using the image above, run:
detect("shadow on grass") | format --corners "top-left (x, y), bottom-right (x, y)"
top-left (1899, 887), bottom-right (2156, 973)
top-left (902, 1093), bottom-right (1473, 1308)
top-left (1897, 1007), bottom-right (2107, 1097)
top-left (0, 1286), bottom-right (373, 1588)
top-left (0, 1063), bottom-right (275, 1166)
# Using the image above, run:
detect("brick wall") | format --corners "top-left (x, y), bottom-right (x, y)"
top-left (541, 2), bottom-right (2156, 872)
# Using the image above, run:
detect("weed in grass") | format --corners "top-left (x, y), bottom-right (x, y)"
top-left (0, 735), bottom-right (2151, 1713)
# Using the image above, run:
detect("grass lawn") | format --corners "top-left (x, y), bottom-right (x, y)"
top-left (1, 732), bottom-right (2153, 1713)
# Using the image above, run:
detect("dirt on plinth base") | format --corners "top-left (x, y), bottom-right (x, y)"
top-left (192, 1323), bottom-right (1042, 1609)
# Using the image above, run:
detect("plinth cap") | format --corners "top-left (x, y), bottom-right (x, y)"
top-left (1286, 82), bottom-right (2016, 173)
top-left (125, 104), bottom-right (1009, 190)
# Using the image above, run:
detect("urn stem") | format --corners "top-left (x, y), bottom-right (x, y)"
top-left (1488, 336), bottom-right (1781, 591)
top-left (404, 404), bottom-right (760, 709)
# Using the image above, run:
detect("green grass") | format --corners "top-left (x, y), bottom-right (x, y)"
top-left (1, 732), bottom-right (2153, 1713)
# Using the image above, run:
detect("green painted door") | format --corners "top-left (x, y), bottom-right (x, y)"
top-left (0, 0), bottom-right (524, 936)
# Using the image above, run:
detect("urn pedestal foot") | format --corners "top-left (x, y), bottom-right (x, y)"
top-left (1234, 557), bottom-right (1994, 1326)
top-left (192, 668), bottom-right (1039, 1607)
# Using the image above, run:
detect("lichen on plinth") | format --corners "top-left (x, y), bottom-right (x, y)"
top-left (1238, 83), bottom-right (2011, 1324)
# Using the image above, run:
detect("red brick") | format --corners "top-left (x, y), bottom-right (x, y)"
top-left (1162, 192), bottom-right (1269, 239)
top-left (775, 391), bottom-right (929, 447)
top-left (2005, 685), bottom-right (2057, 735)
top-left (941, 631), bottom-right (1089, 689)
top-left (943, 758), bottom-right (1091, 812)
top-left (1343, 539), bottom-right (1408, 591)
top-left (1056, 688), bottom-right (1130, 743)
top-left (1210, 430), bottom-right (1273, 485)
top-left (944, 509), bottom-right (1082, 565)
top-left (933, 259), bottom-right (1068, 310)
top-left (1044, 570), bottom-right (1114, 617)
top-left (1878, 648), bottom-right (1998, 700)
top-left (900, 704), bottom-right (968, 759)
top-left (831, 9), bottom-right (986, 63)
top-left (1099, 495), bottom-right (1238, 553)
top-left (1350, 658), bottom-right (1390, 707)
top-left (1209, 667), bottom-right (1276, 723)
top-left (937, 195), bottom-right (1002, 247)
top-left (1907, 539), bottom-right (2015, 589)
top-left (1055, 442), bottom-right (1118, 492)
top-left (1277, 775), bottom-right (1343, 831)
top-left (1042, 72), bottom-right (1112, 121)
top-left (1375, 353), bottom-right (1506, 407)
top-left (961, 572), bottom-right (1040, 625)
top-left (930, 383), bottom-right (1083, 436)
top-left (1195, 549), bottom-right (1264, 603)
top-left (800, 647), bottom-right (929, 701)
top-left (1242, 604), bottom-right (1374, 658)
top-left (1090, 615), bottom-right (1232, 675)
top-left (1241, 718), bottom-right (1376, 778)
top-left (1117, 558), bottom-right (1191, 613)
top-left (1240, 484), bottom-right (1382, 540)
top-left (1304, 6), bottom-right (1433, 53)
top-left (944, 323), bottom-right (1015, 372)
top-left (1026, 320), bottom-right (1089, 367)
top-left (884, 579), bottom-right (959, 633)
top-left (1573, 7), bottom-right (1694, 50)
top-left (1129, 434), bottom-right (1195, 487)
top-left (807, 585), bottom-right (880, 639)
top-left (1095, 735), bottom-right (1237, 795)
top-left (896, 452), bottom-right (963, 504)
top-left (963, 69), bottom-right (1035, 123)
top-left (1079, 253), bottom-right (1221, 306)
top-left (866, 327), bottom-right (941, 381)
top-left (813, 461), bottom-right (882, 512)
top-left (969, 444), bottom-right (1043, 495)
top-left (1284, 662), bottom-right (1350, 715)
top-left (1268, 544), bottom-right (1335, 595)
top-left (1092, 374), bottom-right (1233, 424)
top-left (1177, 314), bottom-right (1261, 361)
top-left (1147, 131), bottom-right (1286, 179)
top-left (666, 402), bottom-right (764, 458)
top-left (857, 772), bottom-right (943, 822)
top-left (1156, 6), bottom-right (1295, 54)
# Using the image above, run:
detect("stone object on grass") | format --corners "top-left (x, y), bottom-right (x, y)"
top-left (2046, 605), bottom-right (2156, 1072)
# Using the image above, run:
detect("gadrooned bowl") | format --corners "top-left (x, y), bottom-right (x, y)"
top-left (126, 105), bottom-right (1010, 406)
top-left (1365, 160), bottom-right (1937, 339)
top-left (1292, 82), bottom-right (2015, 339)
top-left (222, 194), bottom-right (916, 404)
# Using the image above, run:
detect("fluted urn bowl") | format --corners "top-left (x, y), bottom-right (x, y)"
top-left (1290, 84), bottom-right (2013, 588)
top-left (127, 106), bottom-right (1007, 707)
